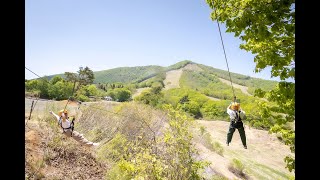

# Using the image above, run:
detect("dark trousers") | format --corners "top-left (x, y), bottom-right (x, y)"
top-left (227, 120), bottom-right (246, 146)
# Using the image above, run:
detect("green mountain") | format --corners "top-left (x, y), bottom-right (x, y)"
top-left (94, 60), bottom-right (195, 83)
top-left (44, 60), bottom-right (193, 83)
top-left (92, 60), bottom-right (277, 92)
top-left (42, 60), bottom-right (278, 91)
top-left (94, 65), bottom-right (164, 84)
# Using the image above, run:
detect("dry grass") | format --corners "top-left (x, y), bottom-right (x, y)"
top-left (25, 120), bottom-right (107, 179)
top-left (75, 102), bottom-right (168, 145)
top-left (25, 101), bottom-right (107, 179)
top-left (193, 125), bottom-right (224, 156)
top-left (195, 120), bottom-right (294, 179)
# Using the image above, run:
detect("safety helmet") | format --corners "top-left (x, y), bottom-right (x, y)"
top-left (230, 102), bottom-right (240, 111)
top-left (58, 109), bottom-right (68, 117)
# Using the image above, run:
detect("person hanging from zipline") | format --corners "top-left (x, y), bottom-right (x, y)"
top-left (49, 109), bottom-right (100, 147)
top-left (226, 99), bottom-right (247, 149)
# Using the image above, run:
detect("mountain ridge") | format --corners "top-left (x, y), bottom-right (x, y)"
top-left (42, 60), bottom-right (278, 87)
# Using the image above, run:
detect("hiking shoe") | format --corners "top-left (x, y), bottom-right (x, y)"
top-left (244, 145), bottom-right (247, 149)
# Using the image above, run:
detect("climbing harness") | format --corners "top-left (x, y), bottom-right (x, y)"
top-left (58, 116), bottom-right (75, 136)
top-left (232, 110), bottom-right (246, 124)
top-left (233, 111), bottom-right (240, 123)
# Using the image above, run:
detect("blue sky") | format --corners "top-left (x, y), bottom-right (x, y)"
top-left (25, 0), bottom-right (287, 82)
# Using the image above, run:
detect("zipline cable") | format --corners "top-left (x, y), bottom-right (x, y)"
top-left (210, 0), bottom-right (236, 102)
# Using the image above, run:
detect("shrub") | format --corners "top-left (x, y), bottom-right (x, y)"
top-left (201, 131), bottom-right (224, 156)
top-left (77, 94), bottom-right (90, 102)
top-left (228, 158), bottom-right (247, 179)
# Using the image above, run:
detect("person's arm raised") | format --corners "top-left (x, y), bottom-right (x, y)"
top-left (49, 111), bottom-right (60, 122)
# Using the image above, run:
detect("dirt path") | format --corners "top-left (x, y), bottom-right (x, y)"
top-left (162, 64), bottom-right (224, 101)
top-left (194, 120), bottom-right (294, 179)
top-left (217, 78), bottom-right (269, 101)
top-left (163, 69), bottom-right (183, 90)
top-left (163, 64), bottom-right (203, 90)
top-left (218, 78), bottom-right (252, 96)
top-left (206, 96), bottom-right (221, 101)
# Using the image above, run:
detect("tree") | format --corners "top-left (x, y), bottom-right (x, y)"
top-left (184, 101), bottom-right (202, 118)
top-left (25, 79), bottom-right (39, 91)
top-left (65, 72), bottom-right (78, 82)
top-left (78, 66), bottom-right (94, 86)
top-left (86, 84), bottom-right (98, 96)
top-left (205, 0), bottom-right (295, 172)
top-left (64, 66), bottom-right (95, 94)
top-left (36, 78), bottom-right (50, 98)
top-left (135, 90), bottom-right (163, 107)
top-left (206, 0), bottom-right (294, 80)
top-left (74, 85), bottom-right (89, 101)
top-left (201, 101), bottom-right (221, 119)
top-left (48, 81), bottom-right (74, 100)
top-left (50, 76), bottom-right (64, 85)
top-left (161, 104), bottom-right (209, 179)
top-left (111, 88), bottom-right (132, 102)
top-left (150, 84), bottom-right (162, 94)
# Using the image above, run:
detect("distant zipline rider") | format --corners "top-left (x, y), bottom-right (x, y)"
top-left (226, 98), bottom-right (247, 149)
top-left (49, 109), bottom-right (100, 147)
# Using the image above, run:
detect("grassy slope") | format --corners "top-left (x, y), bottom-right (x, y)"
top-left (93, 66), bottom-right (164, 84)
top-left (179, 69), bottom-right (261, 104)
top-left (196, 63), bottom-right (278, 94)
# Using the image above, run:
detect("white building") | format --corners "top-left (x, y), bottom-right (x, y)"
top-left (104, 96), bottom-right (113, 101)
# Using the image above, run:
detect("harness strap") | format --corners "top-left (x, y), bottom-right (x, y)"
top-left (58, 117), bottom-right (75, 136)
top-left (232, 111), bottom-right (242, 123)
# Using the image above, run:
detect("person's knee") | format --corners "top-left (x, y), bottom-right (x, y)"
top-left (238, 127), bottom-right (245, 131)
